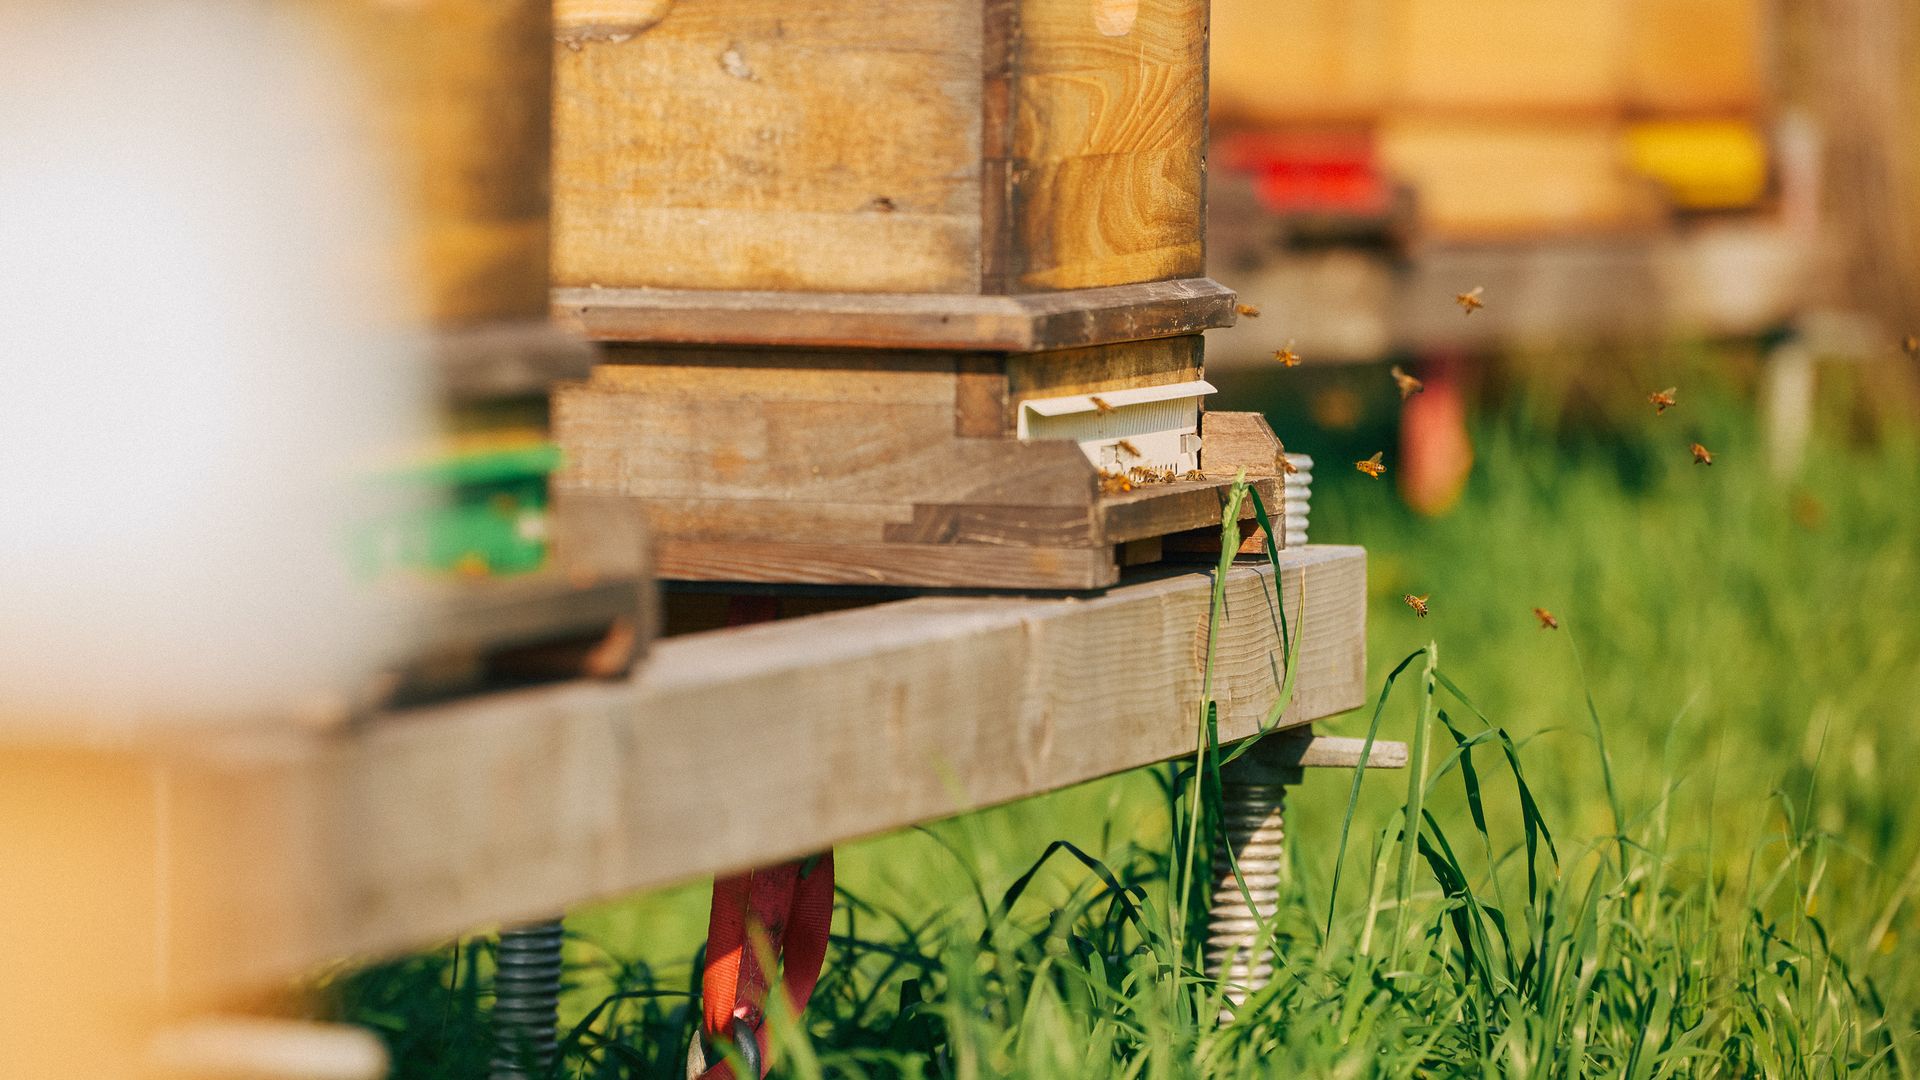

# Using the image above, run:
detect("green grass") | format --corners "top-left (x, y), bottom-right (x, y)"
top-left (328, 351), bottom-right (1920, 1077)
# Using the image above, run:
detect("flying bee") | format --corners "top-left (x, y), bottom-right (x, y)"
top-left (1689, 442), bottom-right (1713, 466)
top-left (1533, 607), bottom-right (1559, 630)
top-left (1404, 593), bottom-right (1430, 618)
top-left (1649, 387), bottom-right (1678, 415)
top-left (1280, 455), bottom-right (1300, 476)
top-left (1090, 395), bottom-right (1115, 416)
top-left (1236, 303), bottom-right (1262, 318)
top-left (1390, 364), bottom-right (1424, 400)
top-left (1455, 286), bottom-right (1485, 315)
top-left (1273, 341), bottom-right (1302, 367)
top-left (1114, 438), bottom-right (1142, 459)
top-left (1904, 335), bottom-right (1918, 359)
top-left (1355, 451), bottom-right (1387, 478)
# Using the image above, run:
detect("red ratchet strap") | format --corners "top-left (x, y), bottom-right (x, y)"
top-left (696, 596), bottom-right (835, 1080)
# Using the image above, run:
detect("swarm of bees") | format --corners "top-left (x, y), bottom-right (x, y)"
top-left (1236, 303), bottom-right (1262, 318)
top-left (1404, 593), bottom-right (1430, 618)
top-left (1390, 365), bottom-right (1424, 400)
top-left (1690, 442), bottom-right (1714, 465)
top-left (1273, 342), bottom-right (1301, 367)
top-left (1455, 286), bottom-right (1485, 315)
top-left (1649, 387), bottom-right (1677, 415)
top-left (1533, 607), bottom-right (1559, 630)
top-left (1355, 451), bottom-right (1386, 478)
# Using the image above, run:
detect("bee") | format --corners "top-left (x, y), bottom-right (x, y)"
top-left (1355, 451), bottom-right (1387, 478)
top-left (870, 195), bottom-right (897, 212)
top-left (1183, 469), bottom-right (1207, 481)
top-left (1455, 286), bottom-right (1485, 315)
top-left (1273, 341), bottom-right (1302, 367)
top-left (1689, 441), bottom-right (1713, 466)
top-left (1533, 607), bottom-right (1559, 630)
top-left (1904, 335), bottom-right (1918, 359)
top-left (1649, 387), bottom-right (1678, 415)
top-left (1114, 438), bottom-right (1142, 459)
top-left (1404, 593), bottom-right (1430, 618)
top-left (1098, 469), bottom-right (1134, 494)
top-left (1090, 395), bottom-right (1115, 416)
top-left (1236, 303), bottom-right (1262, 318)
top-left (1390, 364), bottom-right (1424, 400)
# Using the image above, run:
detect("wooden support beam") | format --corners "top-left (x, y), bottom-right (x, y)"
top-left (138, 545), bottom-right (1364, 999)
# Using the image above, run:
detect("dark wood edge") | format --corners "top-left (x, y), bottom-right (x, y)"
top-left (551, 277), bottom-right (1239, 351)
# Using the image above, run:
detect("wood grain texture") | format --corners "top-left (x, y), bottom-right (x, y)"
top-left (1005, 0), bottom-right (1208, 290)
top-left (551, 0), bottom-right (986, 293)
top-left (135, 545), bottom-right (1365, 997)
top-left (551, 277), bottom-right (1237, 350)
top-left (552, 356), bottom-right (1294, 587)
top-left (1006, 334), bottom-right (1205, 429)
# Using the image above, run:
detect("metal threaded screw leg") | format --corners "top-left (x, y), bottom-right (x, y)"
top-left (492, 919), bottom-right (566, 1080)
top-left (1205, 750), bottom-right (1304, 1013)
top-left (1283, 453), bottom-right (1312, 548)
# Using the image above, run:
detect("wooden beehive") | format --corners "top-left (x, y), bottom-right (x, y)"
top-left (550, 0), bottom-right (1228, 336)
top-left (547, 0), bottom-right (1285, 589)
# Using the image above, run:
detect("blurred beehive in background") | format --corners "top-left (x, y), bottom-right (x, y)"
top-left (1211, 0), bottom-right (1769, 239)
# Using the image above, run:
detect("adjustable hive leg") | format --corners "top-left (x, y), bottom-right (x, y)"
top-left (1206, 751), bottom-right (1303, 1006)
top-left (491, 918), bottom-right (566, 1080)
top-left (1203, 736), bottom-right (1408, 1014)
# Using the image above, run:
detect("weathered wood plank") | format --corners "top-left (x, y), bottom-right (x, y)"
top-left (552, 278), bottom-right (1236, 351)
top-left (551, 0), bottom-right (987, 293)
top-left (151, 544), bottom-right (1365, 997)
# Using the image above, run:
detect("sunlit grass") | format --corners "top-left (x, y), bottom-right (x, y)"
top-left (331, 360), bottom-right (1920, 1076)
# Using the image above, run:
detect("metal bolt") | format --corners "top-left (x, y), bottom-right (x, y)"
top-left (491, 918), bottom-right (566, 1080)
top-left (1205, 751), bottom-right (1303, 1009)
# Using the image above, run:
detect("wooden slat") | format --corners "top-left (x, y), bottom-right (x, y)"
top-left (1097, 477), bottom-right (1277, 545)
top-left (551, 0), bottom-right (987, 294)
top-left (145, 544), bottom-right (1365, 997)
top-left (553, 278), bottom-right (1236, 351)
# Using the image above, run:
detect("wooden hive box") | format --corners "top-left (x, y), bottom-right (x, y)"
top-left (550, 0), bottom-right (1229, 336)
top-left (547, 0), bottom-right (1284, 590)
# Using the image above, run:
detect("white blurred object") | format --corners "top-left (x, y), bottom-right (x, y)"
top-left (0, 2), bottom-right (428, 735)
top-left (150, 1018), bottom-right (389, 1080)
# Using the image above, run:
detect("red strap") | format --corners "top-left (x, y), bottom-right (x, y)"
top-left (698, 596), bottom-right (835, 1079)
top-left (698, 855), bottom-right (835, 1079)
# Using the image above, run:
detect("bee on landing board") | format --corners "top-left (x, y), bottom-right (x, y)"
top-left (1533, 607), bottom-right (1559, 630)
top-left (1404, 594), bottom-right (1430, 618)
top-left (1649, 387), bottom-right (1678, 415)
top-left (1390, 365), bottom-right (1424, 400)
top-left (1455, 286), bottom-right (1485, 315)
top-left (1273, 341), bottom-right (1301, 367)
top-left (1236, 303), bottom-right (1262, 318)
top-left (1098, 469), bottom-right (1133, 494)
top-left (1355, 451), bottom-right (1386, 478)
top-left (1690, 442), bottom-right (1713, 465)
top-left (1090, 395), bottom-right (1115, 416)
